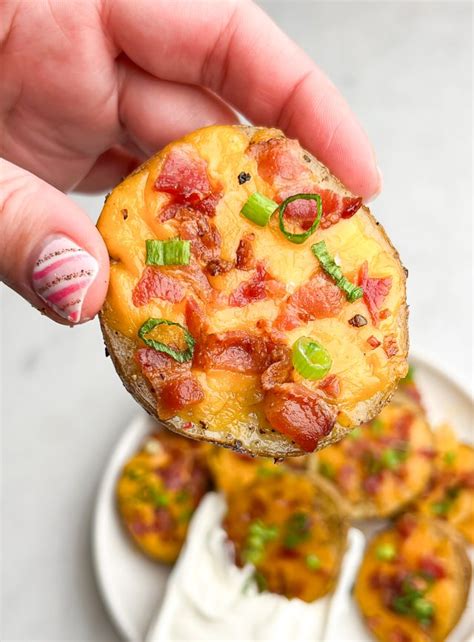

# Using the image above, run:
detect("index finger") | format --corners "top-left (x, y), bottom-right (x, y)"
top-left (106, 0), bottom-right (381, 200)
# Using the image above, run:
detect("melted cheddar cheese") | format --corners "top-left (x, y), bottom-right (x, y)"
top-left (98, 125), bottom-right (408, 442)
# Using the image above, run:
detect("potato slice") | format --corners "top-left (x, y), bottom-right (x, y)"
top-left (98, 125), bottom-right (408, 457)
top-left (354, 513), bottom-right (471, 642)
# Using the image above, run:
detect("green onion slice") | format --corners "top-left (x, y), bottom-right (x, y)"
top-left (138, 318), bottom-right (195, 362)
top-left (292, 337), bottom-right (332, 380)
top-left (241, 192), bottom-right (278, 226)
top-left (146, 238), bottom-right (191, 266)
top-left (311, 241), bottom-right (363, 302)
top-left (278, 193), bottom-right (322, 244)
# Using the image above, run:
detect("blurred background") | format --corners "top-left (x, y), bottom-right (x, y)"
top-left (1, 1), bottom-right (472, 640)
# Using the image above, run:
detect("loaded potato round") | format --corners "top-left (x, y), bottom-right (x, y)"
top-left (223, 471), bottom-right (347, 602)
top-left (415, 425), bottom-right (474, 544)
top-left (98, 125), bottom-right (408, 457)
top-left (116, 431), bottom-right (210, 562)
top-left (315, 394), bottom-right (434, 518)
top-left (354, 513), bottom-right (471, 642)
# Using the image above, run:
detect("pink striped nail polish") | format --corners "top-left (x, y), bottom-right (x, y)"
top-left (32, 236), bottom-right (98, 323)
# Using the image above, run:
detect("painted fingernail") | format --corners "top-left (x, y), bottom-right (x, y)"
top-left (32, 236), bottom-right (98, 323)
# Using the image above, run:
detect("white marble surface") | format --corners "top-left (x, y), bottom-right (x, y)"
top-left (1, 2), bottom-right (472, 640)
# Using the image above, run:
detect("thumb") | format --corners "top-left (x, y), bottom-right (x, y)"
top-left (0, 159), bottom-right (109, 324)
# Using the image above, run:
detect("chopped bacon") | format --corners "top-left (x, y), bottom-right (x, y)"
top-left (168, 207), bottom-right (221, 264)
top-left (235, 233), bottom-right (256, 271)
top-left (337, 464), bottom-right (356, 492)
top-left (194, 192), bottom-right (221, 217)
top-left (279, 187), bottom-right (362, 231)
top-left (275, 272), bottom-right (344, 330)
top-left (263, 383), bottom-right (336, 452)
top-left (173, 262), bottom-right (213, 299)
top-left (383, 334), bottom-right (398, 358)
top-left (367, 335), bottom-right (381, 349)
top-left (160, 376), bottom-right (204, 413)
top-left (363, 473), bottom-right (383, 495)
top-left (395, 513), bottom-right (418, 538)
top-left (249, 137), bottom-right (361, 231)
top-left (358, 261), bottom-right (392, 325)
top-left (419, 555), bottom-right (446, 580)
top-left (154, 144), bottom-right (212, 205)
top-left (379, 308), bottom-right (391, 320)
top-left (135, 348), bottom-right (204, 417)
top-left (250, 137), bottom-right (310, 185)
top-left (185, 298), bottom-right (207, 338)
top-left (261, 346), bottom-right (292, 391)
top-left (392, 413), bottom-right (414, 441)
top-left (132, 266), bottom-right (185, 306)
top-left (206, 258), bottom-right (234, 276)
top-left (194, 331), bottom-right (286, 374)
top-left (229, 262), bottom-right (285, 307)
top-left (318, 374), bottom-right (341, 398)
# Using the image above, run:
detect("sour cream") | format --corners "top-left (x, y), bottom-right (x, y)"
top-left (146, 493), bottom-right (366, 642)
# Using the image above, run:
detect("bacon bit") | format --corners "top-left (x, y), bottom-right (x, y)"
top-left (250, 137), bottom-right (310, 184)
top-left (132, 266), bottom-right (185, 306)
top-left (261, 346), bottom-right (292, 391)
top-left (154, 144), bottom-right (212, 205)
top-left (169, 208), bottom-right (221, 264)
top-left (206, 258), bottom-right (234, 276)
top-left (182, 421), bottom-right (193, 430)
top-left (396, 513), bottom-right (418, 538)
top-left (235, 233), bottom-right (256, 270)
top-left (185, 298), bottom-right (207, 338)
top-left (275, 273), bottom-right (344, 330)
top-left (393, 413), bottom-right (414, 440)
top-left (383, 334), bottom-right (399, 358)
top-left (160, 376), bottom-right (204, 413)
top-left (278, 187), bottom-right (362, 231)
top-left (419, 555), bottom-right (446, 580)
top-left (348, 314), bottom-right (367, 327)
top-left (417, 447), bottom-right (436, 459)
top-left (229, 262), bottom-right (284, 307)
top-left (358, 261), bottom-right (392, 325)
top-left (263, 383), bottom-right (337, 452)
top-left (194, 331), bottom-right (285, 374)
top-left (379, 308), bottom-right (391, 320)
top-left (135, 348), bottom-right (204, 417)
top-left (367, 335), bottom-right (381, 349)
top-left (194, 192), bottom-right (221, 217)
top-left (363, 474), bottom-right (383, 495)
top-left (337, 464), bottom-right (356, 492)
top-left (318, 374), bottom-right (341, 398)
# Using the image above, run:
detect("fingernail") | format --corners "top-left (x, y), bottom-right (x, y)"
top-left (32, 236), bottom-right (98, 323)
top-left (364, 165), bottom-right (383, 204)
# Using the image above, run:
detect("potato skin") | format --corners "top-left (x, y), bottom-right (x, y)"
top-left (414, 426), bottom-right (474, 544)
top-left (223, 471), bottom-right (348, 602)
top-left (354, 514), bottom-right (471, 642)
top-left (99, 124), bottom-right (409, 457)
top-left (314, 393), bottom-right (434, 519)
top-left (116, 431), bottom-right (210, 563)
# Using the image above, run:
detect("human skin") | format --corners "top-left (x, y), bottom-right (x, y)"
top-left (0, 0), bottom-right (381, 324)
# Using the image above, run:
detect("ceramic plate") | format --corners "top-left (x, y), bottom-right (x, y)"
top-left (92, 354), bottom-right (473, 641)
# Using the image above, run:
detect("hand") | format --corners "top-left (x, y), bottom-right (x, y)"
top-left (0, 0), bottom-right (381, 324)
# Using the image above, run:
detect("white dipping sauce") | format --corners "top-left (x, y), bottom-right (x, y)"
top-left (146, 493), bottom-right (366, 642)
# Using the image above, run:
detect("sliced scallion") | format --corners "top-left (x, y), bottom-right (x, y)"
top-left (240, 192), bottom-right (278, 226)
top-left (311, 241), bottom-right (363, 302)
top-left (292, 337), bottom-right (332, 380)
top-left (146, 238), bottom-right (191, 266)
top-left (138, 318), bottom-right (195, 362)
top-left (278, 193), bottom-right (322, 244)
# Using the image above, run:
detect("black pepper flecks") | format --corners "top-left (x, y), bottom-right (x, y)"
top-left (303, 154), bottom-right (311, 163)
top-left (348, 314), bottom-right (368, 327)
top-left (238, 171), bottom-right (251, 185)
top-left (121, 208), bottom-right (128, 220)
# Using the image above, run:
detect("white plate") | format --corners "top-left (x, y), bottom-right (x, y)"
top-left (92, 354), bottom-right (473, 641)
